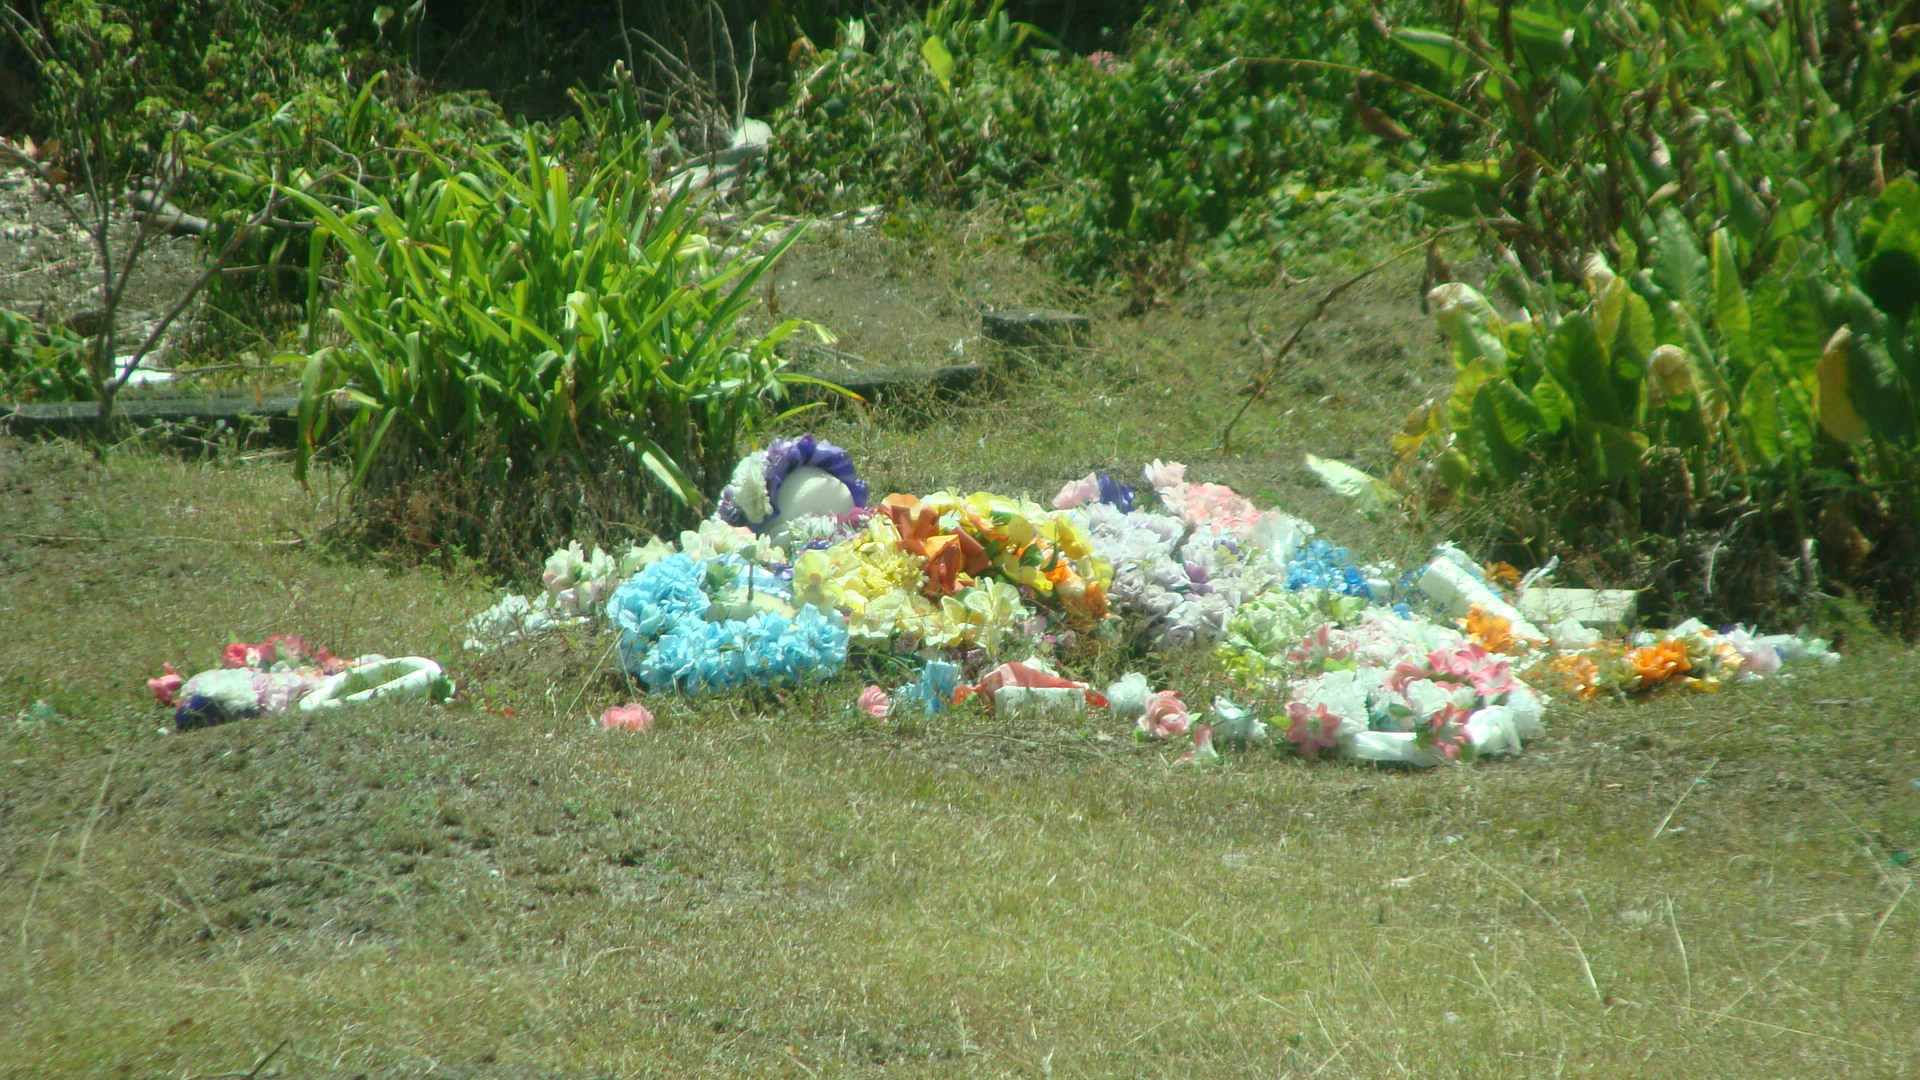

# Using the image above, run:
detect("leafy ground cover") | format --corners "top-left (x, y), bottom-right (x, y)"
top-left (3, 225), bottom-right (1917, 1076)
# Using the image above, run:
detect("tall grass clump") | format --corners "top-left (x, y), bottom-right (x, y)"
top-left (290, 113), bottom-right (828, 569)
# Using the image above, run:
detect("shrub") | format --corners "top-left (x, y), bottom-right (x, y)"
top-left (290, 114), bottom-right (831, 567)
top-left (759, 0), bottom-right (1443, 285)
top-left (1369, 0), bottom-right (1920, 629)
top-left (1400, 196), bottom-right (1920, 626)
top-left (0, 308), bottom-right (91, 403)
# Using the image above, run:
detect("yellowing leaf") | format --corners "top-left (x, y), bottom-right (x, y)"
top-left (1305, 454), bottom-right (1399, 517)
top-left (920, 34), bottom-right (955, 90)
top-left (1815, 327), bottom-right (1869, 444)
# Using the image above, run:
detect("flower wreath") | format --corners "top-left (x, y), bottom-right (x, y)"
top-left (605, 552), bottom-right (849, 695)
top-left (716, 435), bottom-right (870, 535)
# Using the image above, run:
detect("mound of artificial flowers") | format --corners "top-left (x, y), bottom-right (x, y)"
top-left (467, 435), bottom-right (1838, 766)
top-left (148, 635), bottom-right (453, 731)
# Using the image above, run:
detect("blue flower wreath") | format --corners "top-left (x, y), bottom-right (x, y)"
top-left (605, 553), bottom-right (849, 695)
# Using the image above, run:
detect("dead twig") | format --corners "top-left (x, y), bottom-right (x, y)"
top-left (1470, 854), bottom-right (1603, 1003)
top-left (1649, 756), bottom-right (1719, 841)
top-left (1220, 224), bottom-right (1476, 452)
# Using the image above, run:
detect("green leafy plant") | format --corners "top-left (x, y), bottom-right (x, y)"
top-left (2, 1), bottom-right (290, 434)
top-left (1388, 0), bottom-right (1916, 288)
top-left (1397, 195), bottom-right (1920, 624)
top-left (289, 113), bottom-right (836, 561)
top-left (0, 309), bottom-right (92, 403)
top-left (760, 1), bottom-right (1439, 286)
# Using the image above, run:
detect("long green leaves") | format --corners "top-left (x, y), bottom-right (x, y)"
top-left (288, 118), bottom-right (828, 524)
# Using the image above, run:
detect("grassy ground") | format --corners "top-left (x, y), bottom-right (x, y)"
top-left (2, 229), bottom-right (1917, 1078)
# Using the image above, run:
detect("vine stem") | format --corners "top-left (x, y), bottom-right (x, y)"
top-left (1218, 224), bottom-right (1476, 453)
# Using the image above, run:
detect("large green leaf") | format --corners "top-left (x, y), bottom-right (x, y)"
top-left (1845, 332), bottom-right (1917, 445)
top-left (1653, 206), bottom-right (1709, 311)
top-left (1446, 356), bottom-right (1505, 437)
top-left (920, 34), bottom-right (956, 90)
top-left (1531, 372), bottom-right (1573, 435)
top-left (1573, 420), bottom-right (1647, 484)
top-left (1468, 383), bottom-right (1526, 486)
top-left (1710, 229), bottom-right (1754, 380)
top-left (1391, 28), bottom-right (1473, 81)
top-left (1740, 362), bottom-right (1783, 463)
top-left (1545, 314), bottom-right (1625, 428)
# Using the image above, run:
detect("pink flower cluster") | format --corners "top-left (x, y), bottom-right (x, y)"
top-left (1388, 643), bottom-right (1518, 699)
top-left (220, 634), bottom-right (345, 674)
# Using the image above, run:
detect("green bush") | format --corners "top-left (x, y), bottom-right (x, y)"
top-left (1391, 0), bottom-right (1916, 291)
top-left (290, 116), bottom-right (831, 563)
top-left (1369, 0), bottom-right (1920, 628)
top-left (759, 0), bottom-right (1443, 284)
top-left (0, 309), bottom-right (91, 403)
top-left (1400, 185), bottom-right (1920, 625)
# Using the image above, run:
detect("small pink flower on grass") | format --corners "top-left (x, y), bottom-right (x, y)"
top-left (1051, 473), bottom-right (1101, 510)
top-left (148, 664), bottom-right (182, 707)
top-left (858, 685), bottom-right (892, 718)
top-left (599, 703), bottom-right (654, 732)
top-left (1136, 689), bottom-right (1193, 739)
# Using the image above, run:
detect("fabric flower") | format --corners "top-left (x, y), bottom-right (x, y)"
top-left (1105, 672), bottom-right (1151, 719)
top-left (1176, 724), bottom-right (1222, 765)
top-left (1143, 459), bottom-right (1186, 495)
top-left (148, 663), bottom-right (182, 707)
top-left (1460, 604), bottom-right (1529, 654)
top-left (1052, 474), bottom-right (1101, 509)
top-left (1137, 690), bottom-right (1193, 739)
top-left (897, 660), bottom-right (962, 715)
top-left (1207, 696), bottom-right (1269, 746)
top-left (600, 703), bottom-right (654, 731)
top-left (607, 553), bottom-right (847, 695)
top-left (857, 685), bottom-right (892, 718)
top-left (1628, 639), bottom-right (1691, 687)
top-left (715, 450), bottom-right (775, 528)
top-left (1285, 701), bottom-right (1343, 758)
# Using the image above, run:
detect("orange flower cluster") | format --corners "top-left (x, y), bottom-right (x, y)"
top-left (1542, 654), bottom-right (1600, 699)
top-left (1460, 604), bottom-right (1531, 655)
top-left (876, 493), bottom-right (1110, 630)
top-left (1485, 561), bottom-right (1522, 587)
top-left (878, 495), bottom-right (989, 597)
top-left (1627, 639), bottom-right (1691, 687)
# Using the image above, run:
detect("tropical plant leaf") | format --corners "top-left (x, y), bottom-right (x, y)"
top-left (1391, 28), bottom-right (1473, 81)
top-left (921, 34), bottom-right (956, 90)
top-left (1711, 229), bottom-right (1754, 379)
top-left (1653, 206), bottom-right (1709, 311)
top-left (1304, 454), bottom-right (1399, 516)
top-left (1468, 383), bottom-right (1525, 485)
top-left (1545, 314), bottom-right (1625, 428)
